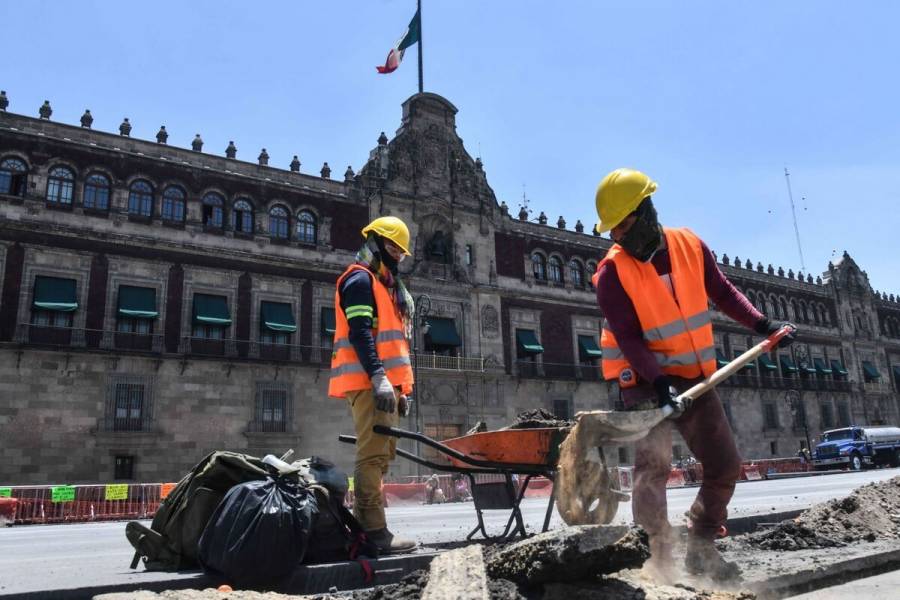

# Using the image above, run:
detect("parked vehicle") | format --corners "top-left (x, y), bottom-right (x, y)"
top-left (813, 426), bottom-right (900, 471)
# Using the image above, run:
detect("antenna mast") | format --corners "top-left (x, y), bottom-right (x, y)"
top-left (784, 167), bottom-right (806, 271)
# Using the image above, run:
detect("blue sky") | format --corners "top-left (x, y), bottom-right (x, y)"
top-left (3, 1), bottom-right (898, 292)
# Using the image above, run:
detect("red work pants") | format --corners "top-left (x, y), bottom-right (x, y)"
top-left (630, 377), bottom-right (742, 541)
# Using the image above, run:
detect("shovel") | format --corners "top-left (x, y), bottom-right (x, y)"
top-left (555, 325), bottom-right (794, 526)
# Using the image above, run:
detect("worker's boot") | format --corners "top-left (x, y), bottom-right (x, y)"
top-left (684, 535), bottom-right (741, 582)
top-left (643, 536), bottom-right (676, 583)
top-left (365, 527), bottom-right (418, 555)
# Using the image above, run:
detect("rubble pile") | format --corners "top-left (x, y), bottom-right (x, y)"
top-left (504, 408), bottom-right (573, 430)
top-left (726, 475), bottom-right (900, 551)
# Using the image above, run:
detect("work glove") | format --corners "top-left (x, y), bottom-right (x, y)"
top-left (755, 319), bottom-right (797, 348)
top-left (370, 369), bottom-right (396, 413)
top-left (653, 375), bottom-right (691, 416)
top-left (398, 395), bottom-right (412, 418)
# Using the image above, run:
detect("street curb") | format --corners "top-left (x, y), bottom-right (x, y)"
top-left (749, 547), bottom-right (900, 599)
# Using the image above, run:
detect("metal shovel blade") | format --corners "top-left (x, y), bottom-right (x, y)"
top-left (572, 406), bottom-right (673, 444)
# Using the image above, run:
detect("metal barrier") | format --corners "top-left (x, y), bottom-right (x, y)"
top-left (3, 483), bottom-right (166, 525)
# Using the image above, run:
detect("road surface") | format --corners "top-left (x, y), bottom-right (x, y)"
top-left (0, 469), bottom-right (896, 597)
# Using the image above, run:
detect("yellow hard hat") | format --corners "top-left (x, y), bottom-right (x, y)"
top-left (594, 168), bottom-right (658, 233)
top-left (361, 216), bottom-right (411, 255)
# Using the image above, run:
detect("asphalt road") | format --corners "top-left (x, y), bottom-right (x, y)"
top-left (0, 469), bottom-right (896, 597)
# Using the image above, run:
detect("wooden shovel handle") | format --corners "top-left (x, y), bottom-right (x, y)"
top-left (664, 324), bottom-right (795, 416)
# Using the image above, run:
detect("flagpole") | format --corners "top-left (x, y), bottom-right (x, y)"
top-left (417, 0), bottom-right (424, 94)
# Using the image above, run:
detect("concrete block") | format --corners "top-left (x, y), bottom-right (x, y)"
top-left (422, 544), bottom-right (488, 600)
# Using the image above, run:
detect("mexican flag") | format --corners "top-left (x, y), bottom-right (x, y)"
top-left (376, 9), bottom-right (421, 74)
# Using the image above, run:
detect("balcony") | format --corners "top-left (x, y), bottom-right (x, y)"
top-left (413, 353), bottom-right (484, 373)
top-left (513, 360), bottom-right (604, 381)
top-left (114, 331), bottom-right (163, 352)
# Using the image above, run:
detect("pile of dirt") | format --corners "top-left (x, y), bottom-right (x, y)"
top-left (726, 475), bottom-right (900, 551)
top-left (505, 408), bottom-right (573, 430)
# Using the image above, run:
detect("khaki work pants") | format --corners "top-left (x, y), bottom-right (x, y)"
top-left (347, 387), bottom-right (399, 531)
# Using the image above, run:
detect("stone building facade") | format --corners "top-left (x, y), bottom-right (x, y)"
top-left (1, 92), bottom-right (898, 485)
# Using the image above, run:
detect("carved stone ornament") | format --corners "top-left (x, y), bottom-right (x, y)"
top-left (482, 305), bottom-right (500, 338)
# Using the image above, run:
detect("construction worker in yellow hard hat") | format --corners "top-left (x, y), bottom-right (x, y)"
top-left (591, 168), bottom-right (797, 582)
top-left (328, 215), bottom-right (417, 554)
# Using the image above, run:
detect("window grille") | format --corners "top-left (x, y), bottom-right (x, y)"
top-left (83, 174), bottom-right (110, 210)
top-left (821, 402), bottom-right (834, 429)
top-left (114, 455), bottom-right (135, 480)
top-left (104, 374), bottom-right (153, 432)
top-left (269, 206), bottom-right (289, 239)
top-left (296, 210), bottom-right (317, 244)
top-left (203, 193), bottom-right (224, 228)
top-left (0, 158), bottom-right (28, 196)
top-left (233, 199), bottom-right (254, 233)
top-left (251, 381), bottom-right (293, 433)
top-left (128, 180), bottom-right (154, 217)
top-left (763, 402), bottom-right (779, 430)
top-left (46, 166), bottom-right (74, 204)
top-left (161, 186), bottom-right (186, 221)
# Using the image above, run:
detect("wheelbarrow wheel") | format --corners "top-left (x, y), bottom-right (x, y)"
top-left (555, 420), bottom-right (627, 526)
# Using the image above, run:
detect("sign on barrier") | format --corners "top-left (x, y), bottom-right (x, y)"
top-left (51, 486), bottom-right (76, 503)
top-left (744, 465), bottom-right (762, 480)
top-left (0, 487), bottom-right (11, 498)
top-left (104, 484), bottom-right (129, 501)
top-left (160, 483), bottom-right (176, 499)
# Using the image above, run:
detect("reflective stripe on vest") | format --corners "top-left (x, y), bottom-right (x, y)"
top-left (328, 264), bottom-right (414, 398)
top-left (598, 227), bottom-right (717, 387)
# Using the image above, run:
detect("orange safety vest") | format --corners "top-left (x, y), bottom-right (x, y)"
top-left (328, 264), bottom-right (414, 399)
top-left (593, 227), bottom-right (716, 388)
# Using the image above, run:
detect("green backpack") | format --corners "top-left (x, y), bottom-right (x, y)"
top-left (126, 451), bottom-right (272, 571)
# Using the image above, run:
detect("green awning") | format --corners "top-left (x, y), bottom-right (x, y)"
top-left (813, 358), bottom-right (832, 375)
top-left (426, 317), bottom-right (462, 347)
top-left (516, 329), bottom-right (544, 354)
top-left (830, 359), bottom-right (849, 376)
top-left (117, 286), bottom-right (157, 318)
top-left (758, 353), bottom-right (778, 371)
top-left (862, 361), bottom-right (881, 381)
top-left (193, 294), bottom-right (231, 325)
top-left (578, 335), bottom-right (603, 360)
top-left (798, 361), bottom-right (817, 376)
top-left (33, 276), bottom-right (78, 312)
top-left (780, 355), bottom-right (799, 373)
top-left (321, 307), bottom-right (336, 335)
top-left (260, 301), bottom-right (296, 332)
top-left (716, 349), bottom-right (729, 368)
top-left (734, 350), bottom-right (755, 370)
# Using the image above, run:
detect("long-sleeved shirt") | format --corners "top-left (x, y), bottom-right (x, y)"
top-left (596, 239), bottom-right (765, 389)
top-left (338, 269), bottom-right (382, 378)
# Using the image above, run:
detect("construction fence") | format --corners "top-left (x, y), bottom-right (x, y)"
top-left (0, 458), bottom-right (812, 526)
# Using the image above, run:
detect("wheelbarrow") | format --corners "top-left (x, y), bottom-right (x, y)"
top-left (339, 425), bottom-right (602, 541)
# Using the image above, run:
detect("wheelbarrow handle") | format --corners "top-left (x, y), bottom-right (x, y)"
top-left (338, 433), bottom-right (504, 475)
top-left (371, 425), bottom-right (551, 473)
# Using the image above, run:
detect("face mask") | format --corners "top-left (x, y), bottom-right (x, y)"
top-left (374, 235), bottom-right (399, 273)
top-left (619, 198), bottom-right (662, 262)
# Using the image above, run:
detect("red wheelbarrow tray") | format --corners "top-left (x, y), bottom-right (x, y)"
top-left (440, 427), bottom-right (570, 468)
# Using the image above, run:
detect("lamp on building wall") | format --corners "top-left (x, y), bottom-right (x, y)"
top-left (786, 389), bottom-right (812, 455)
top-left (411, 294), bottom-right (431, 477)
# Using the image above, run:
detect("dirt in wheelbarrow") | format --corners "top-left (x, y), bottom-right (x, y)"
top-left (504, 408), bottom-right (573, 430)
top-left (721, 474), bottom-right (900, 551)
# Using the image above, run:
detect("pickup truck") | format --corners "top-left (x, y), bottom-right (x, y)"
top-left (813, 426), bottom-right (900, 471)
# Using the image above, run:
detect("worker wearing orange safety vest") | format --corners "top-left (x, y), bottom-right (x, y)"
top-left (329, 216), bottom-right (417, 555)
top-left (592, 168), bottom-right (796, 582)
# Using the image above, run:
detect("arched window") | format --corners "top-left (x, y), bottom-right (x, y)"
top-left (46, 166), bottom-right (75, 205)
top-left (800, 301), bottom-right (810, 323)
top-left (532, 252), bottom-right (547, 281)
top-left (128, 180), bottom-right (154, 217)
top-left (232, 198), bottom-right (254, 233)
top-left (779, 298), bottom-right (789, 320)
top-left (569, 259), bottom-right (584, 288)
top-left (202, 193), bottom-right (224, 228)
top-left (549, 256), bottom-right (563, 284)
top-left (83, 173), bottom-right (110, 210)
top-left (269, 205), bottom-right (289, 239)
top-left (296, 210), bottom-right (317, 244)
top-left (790, 299), bottom-right (799, 322)
top-left (587, 262), bottom-right (598, 290)
top-left (820, 304), bottom-right (830, 326)
top-left (0, 158), bottom-right (28, 197)
top-left (161, 186), bottom-right (186, 222)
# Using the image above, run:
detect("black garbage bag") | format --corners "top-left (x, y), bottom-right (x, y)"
top-left (198, 476), bottom-right (317, 587)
